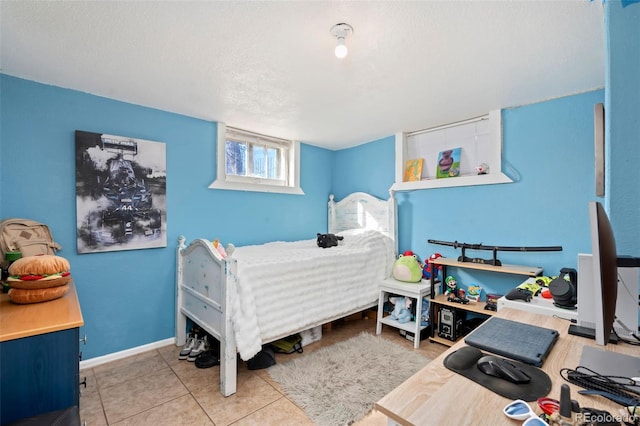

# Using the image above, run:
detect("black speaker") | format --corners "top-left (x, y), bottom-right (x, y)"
top-left (549, 268), bottom-right (578, 309)
top-left (438, 307), bottom-right (465, 341)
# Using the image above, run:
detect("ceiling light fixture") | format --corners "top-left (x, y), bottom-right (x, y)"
top-left (330, 23), bottom-right (353, 59)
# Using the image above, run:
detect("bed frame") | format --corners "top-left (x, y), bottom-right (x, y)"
top-left (175, 191), bottom-right (397, 396)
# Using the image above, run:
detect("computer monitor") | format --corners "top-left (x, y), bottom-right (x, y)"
top-left (587, 201), bottom-right (618, 345)
top-left (569, 201), bottom-right (619, 345)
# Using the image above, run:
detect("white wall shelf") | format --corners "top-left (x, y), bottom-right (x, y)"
top-left (393, 110), bottom-right (514, 191)
top-left (391, 172), bottom-right (513, 191)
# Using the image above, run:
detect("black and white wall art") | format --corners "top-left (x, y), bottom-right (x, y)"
top-left (75, 130), bottom-right (167, 253)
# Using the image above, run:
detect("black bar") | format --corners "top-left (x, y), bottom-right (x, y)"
top-left (427, 239), bottom-right (562, 253)
top-left (457, 255), bottom-right (503, 266)
top-left (617, 256), bottom-right (640, 268)
top-left (568, 324), bottom-right (618, 344)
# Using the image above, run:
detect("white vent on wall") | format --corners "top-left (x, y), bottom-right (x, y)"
top-left (392, 110), bottom-right (513, 190)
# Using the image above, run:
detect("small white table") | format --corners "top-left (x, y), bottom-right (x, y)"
top-left (376, 278), bottom-right (432, 349)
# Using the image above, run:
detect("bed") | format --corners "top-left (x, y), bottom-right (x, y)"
top-left (175, 191), bottom-right (398, 396)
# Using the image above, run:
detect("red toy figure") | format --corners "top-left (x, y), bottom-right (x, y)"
top-left (423, 252), bottom-right (443, 279)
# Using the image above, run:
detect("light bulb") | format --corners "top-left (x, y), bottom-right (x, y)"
top-left (335, 37), bottom-right (348, 58)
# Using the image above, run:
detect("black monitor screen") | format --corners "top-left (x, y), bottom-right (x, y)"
top-left (590, 201), bottom-right (618, 345)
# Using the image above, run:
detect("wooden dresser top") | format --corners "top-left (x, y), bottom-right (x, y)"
top-left (0, 281), bottom-right (83, 342)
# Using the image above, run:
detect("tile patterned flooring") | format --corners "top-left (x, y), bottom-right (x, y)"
top-left (79, 314), bottom-right (447, 425)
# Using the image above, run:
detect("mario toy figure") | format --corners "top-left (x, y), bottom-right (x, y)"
top-left (423, 252), bottom-right (443, 279)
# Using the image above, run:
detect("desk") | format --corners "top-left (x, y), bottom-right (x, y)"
top-left (375, 307), bottom-right (637, 426)
top-left (0, 282), bottom-right (84, 425)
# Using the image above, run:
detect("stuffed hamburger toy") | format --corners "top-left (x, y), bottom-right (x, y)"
top-left (7, 255), bottom-right (72, 304)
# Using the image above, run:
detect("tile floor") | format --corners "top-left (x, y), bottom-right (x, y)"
top-left (79, 313), bottom-right (447, 425)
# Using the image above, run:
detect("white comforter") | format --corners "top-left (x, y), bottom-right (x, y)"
top-left (231, 229), bottom-right (395, 360)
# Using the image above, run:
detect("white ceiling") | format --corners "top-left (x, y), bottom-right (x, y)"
top-left (0, 1), bottom-right (605, 150)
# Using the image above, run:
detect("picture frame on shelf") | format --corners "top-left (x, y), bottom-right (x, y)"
top-left (436, 147), bottom-right (461, 178)
top-left (403, 158), bottom-right (424, 182)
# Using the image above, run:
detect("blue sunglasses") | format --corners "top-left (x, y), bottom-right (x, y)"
top-left (503, 399), bottom-right (549, 426)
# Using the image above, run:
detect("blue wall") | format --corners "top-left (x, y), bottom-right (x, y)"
top-left (0, 75), bottom-right (333, 359)
top-left (332, 136), bottom-right (395, 201)
top-left (335, 91), bottom-right (605, 294)
top-left (606, 1), bottom-right (640, 256)
top-left (0, 76), bottom-right (615, 359)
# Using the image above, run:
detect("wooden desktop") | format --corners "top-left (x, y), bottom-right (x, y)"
top-left (375, 307), bottom-right (637, 426)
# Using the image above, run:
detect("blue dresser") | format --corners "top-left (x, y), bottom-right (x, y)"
top-left (0, 282), bottom-right (83, 425)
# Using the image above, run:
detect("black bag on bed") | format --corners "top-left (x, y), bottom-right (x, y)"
top-left (246, 345), bottom-right (276, 370)
top-left (270, 333), bottom-right (304, 354)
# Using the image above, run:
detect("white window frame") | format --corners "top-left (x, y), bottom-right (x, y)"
top-left (209, 123), bottom-right (304, 194)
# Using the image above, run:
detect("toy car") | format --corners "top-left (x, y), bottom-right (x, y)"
top-left (484, 293), bottom-right (502, 311)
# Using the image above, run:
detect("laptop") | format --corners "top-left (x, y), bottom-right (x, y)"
top-left (464, 317), bottom-right (559, 367)
top-left (580, 345), bottom-right (640, 388)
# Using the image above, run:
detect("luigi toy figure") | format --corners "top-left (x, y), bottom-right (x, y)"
top-left (445, 275), bottom-right (469, 304)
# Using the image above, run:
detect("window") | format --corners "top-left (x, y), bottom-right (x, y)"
top-left (209, 123), bottom-right (304, 194)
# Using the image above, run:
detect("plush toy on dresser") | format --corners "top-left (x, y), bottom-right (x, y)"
top-left (6, 255), bottom-right (72, 304)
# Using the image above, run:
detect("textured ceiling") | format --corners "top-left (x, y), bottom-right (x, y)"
top-left (0, 1), bottom-right (605, 150)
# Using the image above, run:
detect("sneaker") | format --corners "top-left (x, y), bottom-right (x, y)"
top-left (195, 349), bottom-right (220, 369)
top-left (187, 336), bottom-right (209, 362)
top-left (178, 333), bottom-right (198, 360)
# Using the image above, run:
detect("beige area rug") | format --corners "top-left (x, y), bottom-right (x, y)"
top-left (267, 332), bottom-right (431, 426)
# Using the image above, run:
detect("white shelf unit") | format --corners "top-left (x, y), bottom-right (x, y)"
top-left (497, 278), bottom-right (578, 321)
top-left (391, 110), bottom-right (514, 191)
top-left (378, 316), bottom-right (425, 334)
top-left (376, 278), bottom-right (433, 349)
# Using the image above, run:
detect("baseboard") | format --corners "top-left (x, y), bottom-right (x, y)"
top-left (80, 337), bottom-right (175, 370)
